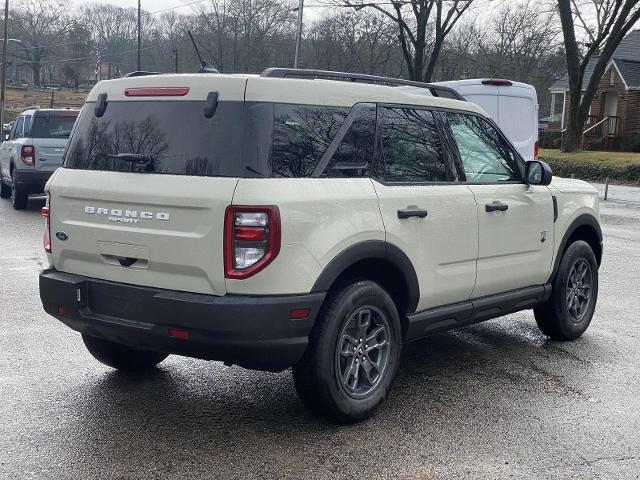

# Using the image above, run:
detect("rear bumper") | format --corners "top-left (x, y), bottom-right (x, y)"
top-left (14, 169), bottom-right (52, 194)
top-left (39, 269), bottom-right (325, 371)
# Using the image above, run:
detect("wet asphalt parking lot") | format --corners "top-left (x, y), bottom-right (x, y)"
top-left (1, 191), bottom-right (639, 480)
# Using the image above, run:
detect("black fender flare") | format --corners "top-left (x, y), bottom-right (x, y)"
top-left (311, 240), bottom-right (420, 314)
top-left (551, 213), bottom-right (603, 281)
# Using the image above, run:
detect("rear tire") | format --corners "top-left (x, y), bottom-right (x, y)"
top-left (0, 175), bottom-right (10, 199)
top-left (82, 334), bottom-right (169, 371)
top-left (11, 170), bottom-right (28, 210)
top-left (292, 280), bottom-right (401, 423)
top-left (534, 240), bottom-right (599, 340)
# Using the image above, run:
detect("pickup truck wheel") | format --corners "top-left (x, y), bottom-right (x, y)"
top-left (292, 280), bottom-right (401, 423)
top-left (534, 240), bottom-right (598, 340)
top-left (11, 170), bottom-right (28, 210)
top-left (0, 175), bottom-right (10, 199)
top-left (82, 334), bottom-right (169, 371)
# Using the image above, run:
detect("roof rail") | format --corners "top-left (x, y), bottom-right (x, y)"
top-left (260, 68), bottom-right (465, 101)
top-left (124, 71), bottom-right (162, 78)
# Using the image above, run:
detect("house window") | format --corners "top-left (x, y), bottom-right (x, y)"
top-left (610, 69), bottom-right (615, 86)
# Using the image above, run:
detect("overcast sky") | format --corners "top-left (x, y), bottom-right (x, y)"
top-left (80, 0), bottom-right (332, 17)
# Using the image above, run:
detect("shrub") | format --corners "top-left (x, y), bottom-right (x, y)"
top-left (540, 156), bottom-right (640, 185)
top-left (538, 130), bottom-right (562, 149)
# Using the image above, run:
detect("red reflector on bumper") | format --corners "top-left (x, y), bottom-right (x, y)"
top-left (290, 308), bottom-right (310, 320)
top-left (168, 328), bottom-right (189, 340)
top-left (57, 306), bottom-right (70, 316)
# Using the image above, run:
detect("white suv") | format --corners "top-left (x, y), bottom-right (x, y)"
top-left (38, 69), bottom-right (602, 423)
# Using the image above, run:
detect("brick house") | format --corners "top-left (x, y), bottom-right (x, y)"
top-left (549, 29), bottom-right (640, 150)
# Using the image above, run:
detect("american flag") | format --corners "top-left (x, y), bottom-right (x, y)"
top-left (95, 49), bottom-right (101, 76)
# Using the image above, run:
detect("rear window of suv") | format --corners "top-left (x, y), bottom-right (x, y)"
top-left (30, 112), bottom-right (78, 138)
top-left (65, 101), bottom-right (246, 177)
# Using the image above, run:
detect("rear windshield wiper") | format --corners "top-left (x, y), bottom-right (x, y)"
top-left (107, 153), bottom-right (154, 163)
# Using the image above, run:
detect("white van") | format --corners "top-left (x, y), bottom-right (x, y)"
top-left (431, 79), bottom-right (539, 162)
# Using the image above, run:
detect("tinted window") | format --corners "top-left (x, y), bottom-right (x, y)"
top-left (270, 105), bottom-right (348, 177)
top-left (323, 106), bottom-right (376, 178)
top-left (32, 112), bottom-right (78, 138)
top-left (23, 116), bottom-right (32, 137)
top-left (378, 107), bottom-right (449, 182)
top-left (65, 101), bottom-right (246, 177)
top-left (447, 113), bottom-right (521, 182)
top-left (12, 116), bottom-right (24, 139)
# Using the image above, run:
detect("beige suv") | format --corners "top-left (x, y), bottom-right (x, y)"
top-left (39, 69), bottom-right (602, 423)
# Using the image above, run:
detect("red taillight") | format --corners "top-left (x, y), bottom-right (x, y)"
top-left (224, 205), bottom-right (281, 279)
top-left (124, 87), bottom-right (190, 97)
top-left (481, 78), bottom-right (513, 86)
top-left (290, 308), bottom-right (310, 320)
top-left (534, 141), bottom-right (539, 160)
top-left (21, 145), bottom-right (35, 166)
top-left (42, 197), bottom-right (51, 253)
top-left (168, 328), bottom-right (190, 340)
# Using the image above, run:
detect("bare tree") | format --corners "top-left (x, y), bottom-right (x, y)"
top-left (11, 0), bottom-right (74, 86)
top-left (558, 0), bottom-right (640, 151)
top-left (341, 0), bottom-right (476, 81)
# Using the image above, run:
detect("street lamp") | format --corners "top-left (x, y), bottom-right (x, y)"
top-left (293, 0), bottom-right (304, 68)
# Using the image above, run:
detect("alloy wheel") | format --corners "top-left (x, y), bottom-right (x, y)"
top-left (335, 305), bottom-right (391, 398)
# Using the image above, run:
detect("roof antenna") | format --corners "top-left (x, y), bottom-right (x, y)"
top-left (187, 30), bottom-right (219, 73)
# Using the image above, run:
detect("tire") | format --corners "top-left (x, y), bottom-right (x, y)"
top-left (0, 175), bottom-right (10, 199)
top-left (534, 240), bottom-right (599, 340)
top-left (11, 170), bottom-right (28, 210)
top-left (292, 280), bottom-right (402, 423)
top-left (82, 334), bottom-right (169, 371)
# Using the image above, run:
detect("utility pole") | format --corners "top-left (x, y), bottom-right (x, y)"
top-left (0, 0), bottom-right (9, 131)
top-left (137, 0), bottom-right (141, 71)
top-left (293, 0), bottom-right (304, 68)
top-left (173, 47), bottom-right (178, 73)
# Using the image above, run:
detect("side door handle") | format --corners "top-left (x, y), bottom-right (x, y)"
top-left (397, 208), bottom-right (428, 219)
top-left (485, 202), bottom-right (509, 213)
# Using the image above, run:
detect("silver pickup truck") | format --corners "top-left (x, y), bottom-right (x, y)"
top-left (0, 107), bottom-right (79, 209)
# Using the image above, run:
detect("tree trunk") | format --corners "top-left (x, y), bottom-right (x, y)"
top-left (32, 63), bottom-right (41, 87)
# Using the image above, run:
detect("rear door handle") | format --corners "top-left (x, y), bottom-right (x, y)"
top-left (397, 208), bottom-right (428, 219)
top-left (485, 202), bottom-right (509, 212)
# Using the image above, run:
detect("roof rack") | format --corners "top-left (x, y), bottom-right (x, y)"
top-left (260, 68), bottom-right (465, 101)
top-left (124, 71), bottom-right (162, 78)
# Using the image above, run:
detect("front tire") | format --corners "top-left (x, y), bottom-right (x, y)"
top-left (11, 170), bottom-right (28, 210)
top-left (534, 240), bottom-right (599, 340)
top-left (82, 334), bottom-right (169, 371)
top-left (292, 280), bottom-right (401, 423)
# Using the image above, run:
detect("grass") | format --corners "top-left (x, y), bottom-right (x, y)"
top-left (539, 148), bottom-right (640, 167)
top-left (4, 86), bottom-right (89, 122)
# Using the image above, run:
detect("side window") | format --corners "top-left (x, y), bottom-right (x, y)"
top-left (378, 107), bottom-right (450, 182)
top-left (12, 116), bottom-right (24, 140)
top-left (323, 106), bottom-right (376, 178)
top-left (23, 116), bottom-right (32, 137)
top-left (270, 104), bottom-right (349, 177)
top-left (447, 113), bottom-right (521, 183)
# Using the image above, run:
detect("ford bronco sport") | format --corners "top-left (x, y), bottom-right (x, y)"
top-left (38, 69), bottom-right (602, 423)
top-left (0, 107), bottom-right (79, 209)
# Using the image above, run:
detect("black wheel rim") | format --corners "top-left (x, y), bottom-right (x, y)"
top-left (335, 305), bottom-right (390, 398)
top-left (566, 258), bottom-right (593, 323)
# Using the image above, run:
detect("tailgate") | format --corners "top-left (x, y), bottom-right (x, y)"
top-left (48, 169), bottom-right (237, 296)
top-left (35, 138), bottom-right (68, 172)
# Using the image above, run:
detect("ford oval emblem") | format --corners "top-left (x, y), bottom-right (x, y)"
top-left (55, 231), bottom-right (68, 241)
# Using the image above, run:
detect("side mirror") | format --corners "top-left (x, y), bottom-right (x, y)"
top-left (526, 160), bottom-right (552, 186)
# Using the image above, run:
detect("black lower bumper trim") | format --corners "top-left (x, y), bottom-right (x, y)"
top-left (14, 169), bottom-right (52, 194)
top-left (39, 269), bottom-right (325, 371)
